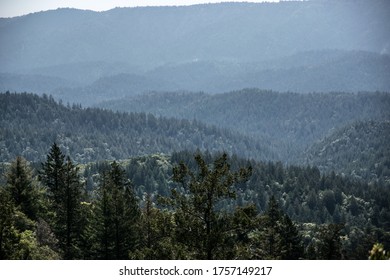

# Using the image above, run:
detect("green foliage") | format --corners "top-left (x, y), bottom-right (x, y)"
top-left (315, 224), bottom-right (344, 260)
top-left (1, 148), bottom-right (389, 260)
top-left (0, 188), bottom-right (20, 259)
top-left (134, 194), bottom-right (180, 259)
top-left (166, 152), bottom-right (252, 259)
top-left (93, 161), bottom-right (140, 259)
top-left (369, 243), bottom-right (390, 260)
top-left (306, 120), bottom-right (390, 184)
top-left (5, 156), bottom-right (42, 221)
top-left (251, 196), bottom-right (304, 260)
top-left (39, 143), bottom-right (85, 259)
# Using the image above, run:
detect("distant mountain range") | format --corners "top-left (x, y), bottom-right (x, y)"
top-left (1, 1), bottom-right (389, 104)
top-left (1, 50), bottom-right (389, 105)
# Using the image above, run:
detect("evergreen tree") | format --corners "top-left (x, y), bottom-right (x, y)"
top-left (0, 188), bottom-right (20, 259)
top-left (40, 143), bottom-right (66, 205)
top-left (258, 196), bottom-right (283, 259)
top-left (278, 214), bottom-right (304, 259)
top-left (316, 223), bottom-right (344, 260)
top-left (40, 143), bottom-right (84, 259)
top-left (169, 153), bottom-right (251, 259)
top-left (6, 156), bottom-right (41, 220)
top-left (253, 196), bottom-right (303, 259)
top-left (94, 161), bottom-right (140, 259)
top-left (134, 193), bottom-right (180, 259)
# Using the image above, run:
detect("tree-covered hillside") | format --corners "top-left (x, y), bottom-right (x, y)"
top-left (0, 92), bottom-right (273, 163)
top-left (99, 89), bottom-right (390, 164)
top-left (305, 120), bottom-right (390, 184)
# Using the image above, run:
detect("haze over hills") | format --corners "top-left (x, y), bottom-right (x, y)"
top-left (1, 1), bottom-right (390, 103)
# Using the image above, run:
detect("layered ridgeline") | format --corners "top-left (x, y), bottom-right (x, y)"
top-left (50, 50), bottom-right (390, 105)
top-left (1, 1), bottom-right (390, 104)
top-left (0, 92), bottom-right (273, 163)
top-left (1, 51), bottom-right (389, 106)
top-left (99, 90), bottom-right (390, 165)
top-left (2, 1), bottom-right (389, 72)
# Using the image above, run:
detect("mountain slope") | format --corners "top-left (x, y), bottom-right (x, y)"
top-left (305, 120), bottom-right (390, 183)
top-left (0, 92), bottom-right (274, 163)
top-left (99, 89), bottom-right (390, 162)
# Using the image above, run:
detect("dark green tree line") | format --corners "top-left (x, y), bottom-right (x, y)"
top-left (1, 147), bottom-right (389, 260)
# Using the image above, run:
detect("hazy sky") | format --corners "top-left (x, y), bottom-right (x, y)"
top-left (0, 0), bottom-right (280, 18)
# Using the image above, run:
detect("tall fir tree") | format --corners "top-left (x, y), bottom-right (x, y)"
top-left (0, 188), bottom-right (19, 259)
top-left (6, 156), bottom-right (41, 221)
top-left (253, 196), bottom-right (303, 259)
top-left (40, 143), bottom-right (84, 259)
top-left (94, 161), bottom-right (140, 259)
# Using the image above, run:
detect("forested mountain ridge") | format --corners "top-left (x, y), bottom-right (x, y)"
top-left (0, 92), bottom-right (274, 163)
top-left (305, 120), bottom-right (390, 184)
top-left (99, 89), bottom-right (390, 164)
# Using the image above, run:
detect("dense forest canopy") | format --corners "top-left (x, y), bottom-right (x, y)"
top-left (0, 92), bottom-right (273, 163)
top-left (1, 146), bottom-right (389, 260)
top-left (1, 91), bottom-right (389, 184)
top-left (99, 90), bottom-right (390, 180)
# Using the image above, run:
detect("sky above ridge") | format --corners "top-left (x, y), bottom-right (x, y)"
top-left (0, 0), bottom-right (281, 18)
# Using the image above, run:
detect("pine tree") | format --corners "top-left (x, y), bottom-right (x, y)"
top-left (278, 214), bottom-right (304, 259)
top-left (134, 193), bottom-right (179, 259)
top-left (169, 152), bottom-right (251, 259)
top-left (94, 161), bottom-right (140, 259)
top-left (6, 156), bottom-right (41, 220)
top-left (254, 196), bottom-right (282, 259)
top-left (40, 143), bottom-right (84, 259)
top-left (0, 188), bottom-right (20, 259)
top-left (316, 223), bottom-right (344, 260)
top-left (40, 143), bottom-right (65, 206)
top-left (253, 196), bottom-right (303, 259)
